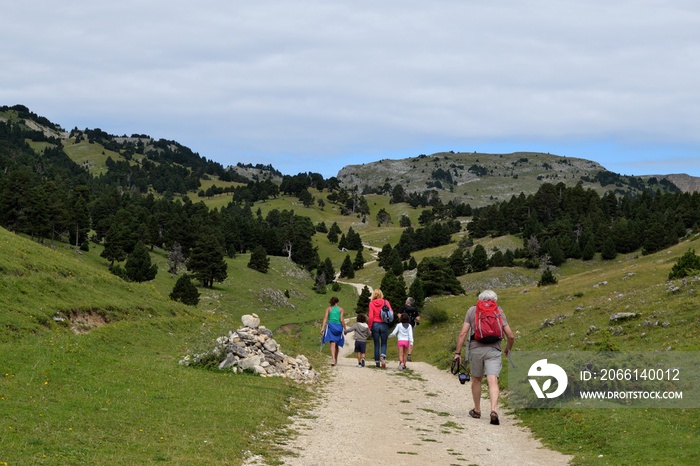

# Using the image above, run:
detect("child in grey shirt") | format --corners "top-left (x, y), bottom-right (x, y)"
top-left (344, 313), bottom-right (370, 367)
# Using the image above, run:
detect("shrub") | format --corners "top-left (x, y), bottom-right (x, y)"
top-left (170, 274), bottom-right (200, 306)
top-left (423, 304), bottom-right (449, 324)
top-left (668, 249), bottom-right (700, 280)
top-left (538, 268), bottom-right (558, 286)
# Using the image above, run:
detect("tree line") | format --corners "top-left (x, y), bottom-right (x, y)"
top-left (2, 107), bottom-right (699, 310)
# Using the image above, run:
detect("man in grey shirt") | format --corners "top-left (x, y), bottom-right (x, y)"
top-left (453, 289), bottom-right (515, 425)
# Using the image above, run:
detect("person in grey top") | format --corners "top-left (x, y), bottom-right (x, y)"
top-left (453, 289), bottom-right (515, 425)
top-left (344, 313), bottom-right (370, 367)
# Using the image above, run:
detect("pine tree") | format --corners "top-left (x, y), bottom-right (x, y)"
top-left (407, 277), bottom-right (426, 308)
top-left (327, 222), bottom-right (341, 243)
top-left (125, 240), bottom-right (158, 282)
top-left (356, 285), bottom-right (372, 313)
top-left (377, 243), bottom-right (393, 269)
top-left (390, 251), bottom-right (404, 276)
top-left (188, 233), bottom-right (228, 288)
top-left (247, 245), bottom-right (270, 273)
top-left (449, 247), bottom-right (466, 276)
top-left (581, 238), bottom-right (596, 261)
top-left (346, 227), bottom-right (363, 250)
top-left (601, 236), bottom-right (617, 260)
top-left (338, 234), bottom-right (348, 250)
top-left (379, 271), bottom-right (407, 318)
top-left (538, 268), bottom-right (558, 286)
top-left (471, 244), bottom-right (489, 272)
top-left (544, 238), bottom-right (566, 266)
top-left (340, 254), bottom-right (355, 278)
top-left (170, 274), bottom-right (200, 306)
top-left (321, 257), bottom-right (335, 283)
top-left (353, 250), bottom-right (365, 270)
top-left (416, 257), bottom-right (465, 296)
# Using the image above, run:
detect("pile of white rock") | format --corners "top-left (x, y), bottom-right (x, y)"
top-left (179, 313), bottom-right (319, 384)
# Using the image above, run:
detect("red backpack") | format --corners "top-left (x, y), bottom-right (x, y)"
top-left (473, 300), bottom-right (504, 343)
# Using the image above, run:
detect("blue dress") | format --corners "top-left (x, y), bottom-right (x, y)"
top-left (322, 305), bottom-right (345, 347)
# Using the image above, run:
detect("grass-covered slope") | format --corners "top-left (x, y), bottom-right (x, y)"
top-left (0, 227), bottom-right (353, 465)
top-left (2, 205), bottom-right (700, 464)
top-left (411, 235), bottom-right (700, 466)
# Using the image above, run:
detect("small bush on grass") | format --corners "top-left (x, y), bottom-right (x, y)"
top-left (423, 304), bottom-right (449, 324)
top-left (538, 268), bottom-right (558, 286)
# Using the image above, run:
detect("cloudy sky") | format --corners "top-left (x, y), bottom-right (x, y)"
top-left (2, 1), bottom-right (699, 178)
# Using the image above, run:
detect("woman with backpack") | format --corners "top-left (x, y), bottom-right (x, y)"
top-left (367, 289), bottom-right (393, 368)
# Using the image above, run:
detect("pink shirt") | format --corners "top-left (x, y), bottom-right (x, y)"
top-left (367, 298), bottom-right (393, 330)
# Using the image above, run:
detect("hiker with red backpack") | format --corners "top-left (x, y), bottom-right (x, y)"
top-left (453, 289), bottom-right (515, 426)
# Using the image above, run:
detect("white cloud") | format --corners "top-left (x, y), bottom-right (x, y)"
top-left (2, 0), bottom-right (699, 177)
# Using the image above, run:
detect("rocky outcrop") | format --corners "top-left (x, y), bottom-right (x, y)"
top-left (179, 314), bottom-right (319, 383)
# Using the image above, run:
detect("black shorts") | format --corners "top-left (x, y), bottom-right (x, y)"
top-left (354, 340), bottom-right (367, 354)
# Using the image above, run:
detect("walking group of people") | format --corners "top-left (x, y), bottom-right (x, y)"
top-left (320, 289), bottom-right (420, 370)
top-left (321, 288), bottom-right (515, 426)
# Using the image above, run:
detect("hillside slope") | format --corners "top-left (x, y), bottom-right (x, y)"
top-left (338, 151), bottom-right (684, 207)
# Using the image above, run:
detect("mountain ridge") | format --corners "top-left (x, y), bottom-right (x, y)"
top-left (3, 104), bottom-right (698, 203)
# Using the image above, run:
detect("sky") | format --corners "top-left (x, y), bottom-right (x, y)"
top-left (2, 1), bottom-right (699, 178)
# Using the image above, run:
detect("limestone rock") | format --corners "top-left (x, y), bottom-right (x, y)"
top-left (241, 314), bottom-right (261, 328)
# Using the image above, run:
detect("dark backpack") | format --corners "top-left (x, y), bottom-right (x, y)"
top-left (473, 300), bottom-right (504, 343)
top-left (380, 300), bottom-right (394, 324)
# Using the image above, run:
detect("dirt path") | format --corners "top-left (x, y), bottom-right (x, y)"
top-left (280, 333), bottom-right (572, 466)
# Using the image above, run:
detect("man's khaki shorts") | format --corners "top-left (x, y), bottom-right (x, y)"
top-left (468, 345), bottom-right (502, 377)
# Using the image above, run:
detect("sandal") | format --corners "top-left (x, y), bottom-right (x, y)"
top-left (490, 411), bottom-right (500, 425)
top-left (468, 409), bottom-right (481, 419)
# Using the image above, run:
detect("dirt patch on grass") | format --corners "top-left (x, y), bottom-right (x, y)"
top-left (69, 311), bottom-right (108, 334)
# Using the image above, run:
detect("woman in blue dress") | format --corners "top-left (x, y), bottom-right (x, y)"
top-left (321, 296), bottom-right (346, 366)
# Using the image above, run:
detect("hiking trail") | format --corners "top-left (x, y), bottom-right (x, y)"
top-left (278, 331), bottom-right (572, 465)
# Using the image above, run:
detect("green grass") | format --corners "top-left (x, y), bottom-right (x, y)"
top-left (0, 227), bottom-right (346, 465)
top-left (410, 236), bottom-right (700, 465)
top-left (3, 198), bottom-right (700, 464)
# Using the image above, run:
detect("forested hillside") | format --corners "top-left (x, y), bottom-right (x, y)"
top-left (2, 103), bottom-right (700, 306)
top-left (5, 104), bottom-right (700, 465)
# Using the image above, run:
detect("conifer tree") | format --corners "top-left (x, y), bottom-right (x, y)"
top-left (247, 245), bottom-right (270, 273)
top-left (340, 254), bottom-right (355, 278)
top-left (353, 250), bottom-right (365, 270)
top-left (188, 233), bottom-right (228, 288)
top-left (416, 256), bottom-right (465, 296)
top-left (355, 285), bottom-right (372, 313)
top-left (601, 236), bottom-right (617, 260)
top-left (581, 238), bottom-right (596, 261)
top-left (407, 277), bottom-right (426, 309)
top-left (538, 268), bottom-right (558, 286)
top-left (321, 257), bottom-right (335, 282)
top-left (379, 271), bottom-right (407, 319)
top-left (471, 244), bottom-right (489, 272)
top-left (125, 240), bottom-right (158, 282)
top-left (170, 274), bottom-right (200, 306)
top-left (327, 222), bottom-right (341, 243)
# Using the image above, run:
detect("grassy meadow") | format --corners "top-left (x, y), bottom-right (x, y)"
top-left (2, 190), bottom-right (700, 465)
